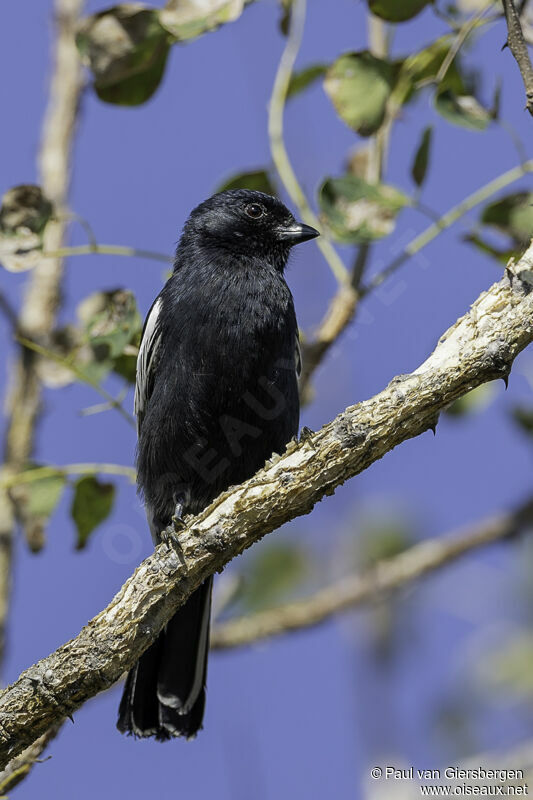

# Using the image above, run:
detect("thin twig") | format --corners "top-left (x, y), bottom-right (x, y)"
top-left (350, 18), bottom-right (391, 287)
top-left (41, 243), bottom-right (172, 263)
top-left (0, 0), bottom-right (85, 785)
top-left (56, 210), bottom-right (98, 248)
top-left (268, 0), bottom-right (349, 285)
top-left (367, 13), bottom-right (391, 182)
top-left (364, 158), bottom-right (533, 293)
top-left (502, 0), bottom-right (533, 116)
top-left (498, 118), bottom-right (530, 166)
top-left (300, 159), bottom-right (533, 396)
top-left (17, 337), bottom-right (135, 428)
top-left (211, 497), bottom-right (533, 648)
top-left (0, 463), bottom-right (136, 490)
top-left (416, 2), bottom-right (494, 90)
top-left (0, 0), bottom-right (85, 657)
top-left (298, 13), bottom-right (391, 398)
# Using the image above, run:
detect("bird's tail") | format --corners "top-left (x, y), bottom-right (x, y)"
top-left (117, 577), bottom-right (213, 740)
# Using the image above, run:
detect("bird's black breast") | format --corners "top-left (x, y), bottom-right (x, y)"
top-left (136, 260), bottom-right (299, 522)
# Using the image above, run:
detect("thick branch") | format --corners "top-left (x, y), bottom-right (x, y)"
top-left (211, 497), bottom-right (533, 648)
top-left (502, 0), bottom-right (533, 116)
top-left (0, 243), bottom-right (533, 766)
top-left (5, 0), bottom-right (84, 467)
top-left (0, 1), bottom-right (84, 784)
top-left (1, 0), bottom-right (84, 572)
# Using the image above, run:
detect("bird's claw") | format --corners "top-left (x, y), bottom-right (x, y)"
top-left (161, 500), bottom-right (186, 549)
top-left (172, 514), bottom-right (186, 534)
top-left (161, 524), bottom-right (180, 550)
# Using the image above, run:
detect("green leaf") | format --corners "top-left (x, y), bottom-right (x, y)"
top-left (79, 289), bottom-right (142, 360)
top-left (35, 326), bottom-right (84, 389)
top-left (411, 126), bottom-right (433, 187)
top-left (9, 466), bottom-right (67, 553)
top-left (236, 543), bottom-right (308, 612)
top-left (512, 406), bottom-right (533, 437)
top-left (368, 0), bottom-right (431, 22)
top-left (25, 474), bottom-right (66, 520)
top-left (71, 476), bottom-right (116, 549)
top-left (112, 352), bottom-right (138, 383)
top-left (52, 290), bottom-right (142, 389)
top-left (216, 169), bottom-right (277, 195)
top-left (463, 233), bottom-right (518, 264)
top-left (324, 52), bottom-right (396, 136)
top-left (159, 0), bottom-right (246, 41)
top-left (287, 63), bottom-right (327, 99)
top-left (391, 36), bottom-right (463, 108)
top-left (96, 47), bottom-right (170, 106)
top-left (401, 36), bottom-right (454, 85)
top-left (0, 185), bottom-right (53, 272)
top-left (319, 175), bottom-right (409, 243)
top-left (434, 89), bottom-right (491, 131)
top-left (480, 192), bottom-right (533, 246)
top-left (76, 5), bottom-right (171, 106)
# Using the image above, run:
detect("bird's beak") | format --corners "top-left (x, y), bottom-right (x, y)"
top-left (276, 222), bottom-right (320, 244)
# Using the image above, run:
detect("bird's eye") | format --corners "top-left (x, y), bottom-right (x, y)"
top-left (245, 203), bottom-right (264, 219)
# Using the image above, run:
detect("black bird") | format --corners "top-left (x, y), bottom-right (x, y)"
top-left (117, 189), bottom-right (319, 740)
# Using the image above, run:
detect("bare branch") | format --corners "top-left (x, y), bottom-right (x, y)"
top-left (41, 243), bottom-right (172, 263)
top-left (0, 463), bottom-right (136, 490)
top-left (0, 2), bottom-right (85, 784)
top-left (0, 242), bottom-right (532, 765)
top-left (17, 337), bottom-right (135, 428)
top-left (211, 497), bottom-right (533, 648)
top-left (502, 0), bottom-right (533, 116)
top-left (0, 0), bottom-right (85, 647)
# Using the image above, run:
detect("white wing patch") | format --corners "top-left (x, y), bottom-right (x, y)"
top-left (134, 297), bottom-right (162, 429)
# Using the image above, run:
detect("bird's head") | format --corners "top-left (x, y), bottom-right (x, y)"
top-left (177, 189), bottom-right (319, 270)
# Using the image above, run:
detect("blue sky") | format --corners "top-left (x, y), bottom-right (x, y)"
top-left (2, 1), bottom-right (533, 798)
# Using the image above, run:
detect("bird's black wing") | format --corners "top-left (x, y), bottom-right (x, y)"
top-left (134, 296), bottom-right (163, 432)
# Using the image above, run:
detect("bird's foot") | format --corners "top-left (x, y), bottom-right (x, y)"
top-left (161, 501), bottom-right (186, 549)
